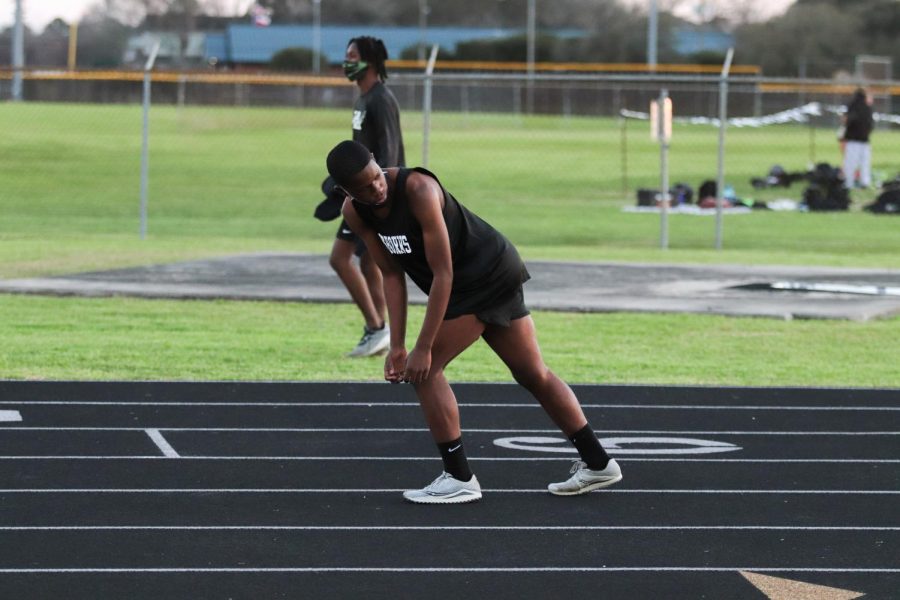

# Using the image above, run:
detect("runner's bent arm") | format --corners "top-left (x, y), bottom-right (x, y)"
top-left (403, 172), bottom-right (453, 384)
top-left (341, 199), bottom-right (409, 383)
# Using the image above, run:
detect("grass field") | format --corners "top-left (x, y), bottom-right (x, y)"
top-left (1, 102), bottom-right (898, 385)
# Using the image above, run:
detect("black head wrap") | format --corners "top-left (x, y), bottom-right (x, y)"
top-left (349, 36), bottom-right (389, 81)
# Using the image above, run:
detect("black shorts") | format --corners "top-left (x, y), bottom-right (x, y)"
top-left (335, 219), bottom-right (367, 257)
top-left (472, 285), bottom-right (530, 328)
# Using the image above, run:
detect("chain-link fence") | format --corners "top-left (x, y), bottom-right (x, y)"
top-left (1, 68), bottom-right (898, 245)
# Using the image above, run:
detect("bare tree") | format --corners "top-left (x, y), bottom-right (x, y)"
top-left (735, 2), bottom-right (862, 76)
top-left (201, 0), bottom-right (231, 16)
top-left (256, 0), bottom-right (311, 22)
top-left (82, 0), bottom-right (152, 26)
top-left (719, 0), bottom-right (759, 25)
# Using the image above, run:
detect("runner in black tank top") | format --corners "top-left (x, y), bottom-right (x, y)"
top-left (352, 167), bottom-right (530, 321)
top-left (328, 140), bottom-right (621, 504)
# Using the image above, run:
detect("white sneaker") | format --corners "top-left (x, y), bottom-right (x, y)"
top-left (403, 472), bottom-right (482, 504)
top-left (548, 459), bottom-right (622, 496)
top-left (346, 324), bottom-right (390, 358)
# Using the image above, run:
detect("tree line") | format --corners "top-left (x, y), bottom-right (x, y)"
top-left (1, 0), bottom-right (897, 78)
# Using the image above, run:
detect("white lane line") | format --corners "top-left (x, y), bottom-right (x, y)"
top-left (0, 567), bottom-right (896, 573)
top-left (0, 488), bottom-right (896, 494)
top-left (2, 427), bottom-right (897, 435)
top-left (2, 525), bottom-right (897, 531)
top-left (144, 430), bottom-right (179, 458)
top-left (1, 401), bottom-right (897, 411)
top-left (0, 456), bottom-right (898, 463)
top-left (0, 410), bottom-right (22, 422)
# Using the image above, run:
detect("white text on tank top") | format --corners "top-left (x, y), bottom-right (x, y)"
top-left (379, 233), bottom-right (412, 255)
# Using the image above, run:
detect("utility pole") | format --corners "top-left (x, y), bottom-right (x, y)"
top-left (12, 0), bottom-right (25, 101)
top-left (418, 0), bottom-right (429, 63)
top-left (68, 22), bottom-right (79, 71)
top-left (526, 0), bottom-right (536, 113)
top-left (647, 0), bottom-right (658, 70)
top-left (312, 0), bottom-right (321, 73)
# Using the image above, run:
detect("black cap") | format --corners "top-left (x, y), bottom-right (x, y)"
top-left (313, 175), bottom-right (344, 222)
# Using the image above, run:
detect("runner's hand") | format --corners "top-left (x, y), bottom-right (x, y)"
top-left (385, 347), bottom-right (407, 384)
top-left (404, 346), bottom-right (432, 384)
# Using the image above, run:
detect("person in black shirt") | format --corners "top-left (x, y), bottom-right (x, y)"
top-left (327, 140), bottom-right (622, 504)
top-left (331, 36), bottom-right (405, 357)
top-left (841, 88), bottom-right (874, 189)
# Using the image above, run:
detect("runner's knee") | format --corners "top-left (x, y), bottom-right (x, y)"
top-left (329, 253), bottom-right (353, 273)
top-left (510, 363), bottom-right (552, 392)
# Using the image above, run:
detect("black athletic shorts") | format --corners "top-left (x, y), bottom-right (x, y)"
top-left (473, 285), bottom-right (530, 328)
top-left (335, 219), bottom-right (367, 257)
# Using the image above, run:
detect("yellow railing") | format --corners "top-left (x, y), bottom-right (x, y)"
top-left (759, 82), bottom-right (900, 95)
top-left (387, 59), bottom-right (761, 74)
top-left (7, 66), bottom-right (897, 96)
top-left (0, 60), bottom-right (762, 88)
top-left (0, 68), bottom-right (349, 87)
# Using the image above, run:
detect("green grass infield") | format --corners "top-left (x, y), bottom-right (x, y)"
top-left (1, 102), bottom-right (898, 385)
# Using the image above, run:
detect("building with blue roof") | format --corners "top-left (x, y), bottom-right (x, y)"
top-left (203, 24), bottom-right (593, 67)
top-left (148, 23), bottom-right (735, 69)
top-left (207, 24), bottom-right (530, 66)
top-left (672, 25), bottom-right (734, 56)
top-left (204, 32), bottom-right (228, 65)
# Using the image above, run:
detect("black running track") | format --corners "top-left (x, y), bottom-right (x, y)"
top-left (0, 381), bottom-right (897, 599)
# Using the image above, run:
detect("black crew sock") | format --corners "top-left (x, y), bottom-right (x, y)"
top-left (437, 437), bottom-right (473, 482)
top-left (569, 423), bottom-right (610, 470)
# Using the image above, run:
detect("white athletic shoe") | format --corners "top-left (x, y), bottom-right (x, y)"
top-left (346, 324), bottom-right (390, 358)
top-left (403, 472), bottom-right (482, 504)
top-left (548, 459), bottom-right (622, 496)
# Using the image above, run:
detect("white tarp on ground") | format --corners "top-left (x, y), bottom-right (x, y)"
top-left (621, 205), bottom-right (752, 215)
top-left (620, 102), bottom-right (900, 128)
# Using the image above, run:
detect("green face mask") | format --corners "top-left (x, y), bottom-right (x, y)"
top-left (342, 60), bottom-right (369, 81)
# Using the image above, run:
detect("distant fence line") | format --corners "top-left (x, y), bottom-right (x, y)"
top-left (1, 59), bottom-right (764, 81)
top-left (1, 68), bottom-right (897, 120)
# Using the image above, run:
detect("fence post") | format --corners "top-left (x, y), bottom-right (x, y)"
top-left (809, 116), bottom-right (816, 166)
top-left (140, 40), bottom-right (160, 240)
top-left (620, 115), bottom-right (628, 202)
top-left (177, 74), bottom-right (186, 109)
top-left (714, 48), bottom-right (734, 251)
top-left (421, 44), bottom-right (439, 168)
top-left (656, 88), bottom-right (670, 250)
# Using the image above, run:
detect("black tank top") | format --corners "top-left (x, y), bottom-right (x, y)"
top-left (352, 167), bottom-right (530, 318)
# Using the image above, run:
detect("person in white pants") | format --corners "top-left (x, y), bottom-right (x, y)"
top-left (843, 140), bottom-right (871, 189)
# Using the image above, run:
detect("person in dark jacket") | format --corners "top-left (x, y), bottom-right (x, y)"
top-left (330, 36), bottom-right (406, 357)
top-left (841, 88), bottom-right (874, 189)
top-left (326, 140), bottom-right (622, 504)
